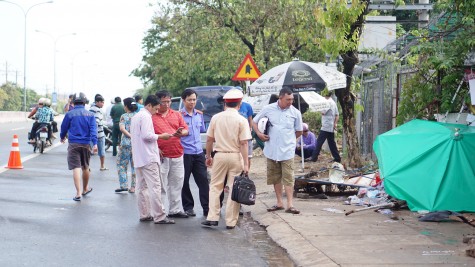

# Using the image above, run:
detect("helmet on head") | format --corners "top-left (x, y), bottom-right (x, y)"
top-left (38, 97), bottom-right (46, 105)
top-left (44, 98), bottom-right (52, 107)
top-left (72, 92), bottom-right (88, 104)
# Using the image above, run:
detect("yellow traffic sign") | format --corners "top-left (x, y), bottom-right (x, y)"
top-left (232, 53), bottom-right (261, 81)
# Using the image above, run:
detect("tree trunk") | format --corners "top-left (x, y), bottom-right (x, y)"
top-left (333, 0), bottom-right (369, 168)
top-left (335, 53), bottom-right (363, 168)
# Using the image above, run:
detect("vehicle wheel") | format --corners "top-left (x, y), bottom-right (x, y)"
top-left (40, 140), bottom-right (45, 153)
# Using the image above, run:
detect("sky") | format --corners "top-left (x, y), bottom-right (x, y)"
top-left (0, 0), bottom-right (159, 105)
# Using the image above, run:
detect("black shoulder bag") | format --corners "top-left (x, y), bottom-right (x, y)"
top-left (231, 172), bottom-right (256, 205)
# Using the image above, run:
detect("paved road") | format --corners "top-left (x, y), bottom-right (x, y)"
top-left (0, 142), bottom-right (267, 266)
top-left (0, 120), bottom-right (39, 166)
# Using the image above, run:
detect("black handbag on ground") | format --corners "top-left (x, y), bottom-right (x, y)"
top-left (231, 172), bottom-right (256, 205)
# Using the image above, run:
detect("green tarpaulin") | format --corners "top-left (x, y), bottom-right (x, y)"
top-left (373, 119), bottom-right (475, 212)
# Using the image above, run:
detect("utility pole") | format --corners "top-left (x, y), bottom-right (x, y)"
top-left (419, 0), bottom-right (429, 28)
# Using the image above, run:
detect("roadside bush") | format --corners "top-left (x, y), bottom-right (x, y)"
top-left (302, 111), bottom-right (322, 133)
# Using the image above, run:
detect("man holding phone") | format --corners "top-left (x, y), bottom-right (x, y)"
top-left (152, 90), bottom-right (190, 218)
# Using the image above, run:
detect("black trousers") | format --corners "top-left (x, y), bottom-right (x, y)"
top-left (295, 148), bottom-right (314, 159)
top-left (111, 123), bottom-right (121, 156)
top-left (182, 153), bottom-right (209, 213)
top-left (51, 120), bottom-right (58, 133)
top-left (311, 130), bottom-right (341, 162)
top-left (30, 122), bottom-right (53, 140)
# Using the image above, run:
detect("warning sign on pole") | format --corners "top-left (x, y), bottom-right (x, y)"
top-left (232, 53), bottom-right (261, 81)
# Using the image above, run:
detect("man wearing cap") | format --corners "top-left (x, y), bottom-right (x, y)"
top-left (60, 92), bottom-right (97, 201)
top-left (296, 123), bottom-right (316, 159)
top-left (201, 89), bottom-right (251, 229)
top-left (252, 88), bottom-right (303, 215)
top-left (89, 94), bottom-right (108, 170)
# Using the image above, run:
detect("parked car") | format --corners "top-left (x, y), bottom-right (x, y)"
top-left (176, 85), bottom-right (235, 151)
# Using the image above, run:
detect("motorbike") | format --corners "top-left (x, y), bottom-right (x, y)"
top-left (103, 125), bottom-right (113, 151)
top-left (30, 122), bottom-right (53, 153)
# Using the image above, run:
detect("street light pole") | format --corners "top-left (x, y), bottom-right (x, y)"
top-left (71, 50), bottom-right (88, 93)
top-left (0, 0), bottom-right (53, 112)
top-left (35, 30), bottom-right (76, 97)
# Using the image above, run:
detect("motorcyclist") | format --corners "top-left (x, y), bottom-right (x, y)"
top-left (34, 98), bottom-right (55, 142)
top-left (28, 97), bottom-right (47, 144)
top-left (43, 98), bottom-right (59, 139)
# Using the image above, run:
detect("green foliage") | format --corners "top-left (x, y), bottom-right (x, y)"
top-left (133, 0), bottom-right (326, 94)
top-left (396, 0), bottom-right (475, 124)
top-left (313, 0), bottom-right (367, 59)
top-left (302, 111), bottom-right (322, 133)
top-left (0, 83), bottom-right (40, 111)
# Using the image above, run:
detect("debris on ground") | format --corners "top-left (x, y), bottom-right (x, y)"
top-left (322, 208), bottom-right (344, 214)
top-left (466, 238), bottom-right (475, 258)
top-left (419, 211), bottom-right (475, 228)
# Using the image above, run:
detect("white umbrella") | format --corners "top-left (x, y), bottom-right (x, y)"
top-left (248, 59), bottom-right (345, 171)
top-left (248, 59), bottom-right (346, 96)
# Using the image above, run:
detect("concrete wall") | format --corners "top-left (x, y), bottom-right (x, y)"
top-left (0, 112), bottom-right (29, 123)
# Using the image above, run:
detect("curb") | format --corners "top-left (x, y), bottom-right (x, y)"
top-left (246, 190), bottom-right (339, 267)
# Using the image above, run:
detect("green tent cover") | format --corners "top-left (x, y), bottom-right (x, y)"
top-left (373, 119), bottom-right (475, 212)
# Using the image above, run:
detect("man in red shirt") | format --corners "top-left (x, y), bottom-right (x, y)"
top-left (152, 90), bottom-right (190, 218)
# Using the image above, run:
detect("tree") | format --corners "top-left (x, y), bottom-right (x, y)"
top-left (0, 82), bottom-right (40, 111)
top-left (314, 0), bottom-right (370, 167)
top-left (133, 0), bottom-right (325, 94)
top-left (397, 0), bottom-right (475, 124)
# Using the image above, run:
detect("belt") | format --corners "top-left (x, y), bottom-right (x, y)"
top-left (215, 151), bottom-right (239, 153)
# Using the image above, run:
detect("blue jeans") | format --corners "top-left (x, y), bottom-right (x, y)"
top-left (90, 136), bottom-right (105, 157)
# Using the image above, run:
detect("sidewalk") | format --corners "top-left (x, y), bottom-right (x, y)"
top-left (244, 156), bottom-right (475, 266)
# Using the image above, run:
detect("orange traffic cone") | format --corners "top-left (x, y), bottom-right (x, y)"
top-left (5, 134), bottom-right (23, 169)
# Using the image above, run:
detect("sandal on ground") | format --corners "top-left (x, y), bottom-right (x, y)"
top-left (115, 188), bottom-right (128, 193)
top-left (128, 187), bottom-right (135, 193)
top-left (73, 196), bottom-right (81, 201)
top-left (82, 188), bottom-right (93, 196)
top-left (100, 167), bottom-right (109, 171)
top-left (285, 207), bottom-right (300, 214)
top-left (267, 205), bottom-right (285, 212)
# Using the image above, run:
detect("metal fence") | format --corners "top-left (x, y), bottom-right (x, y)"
top-left (356, 62), bottom-right (416, 159)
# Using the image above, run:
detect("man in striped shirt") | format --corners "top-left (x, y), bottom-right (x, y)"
top-left (89, 94), bottom-right (107, 170)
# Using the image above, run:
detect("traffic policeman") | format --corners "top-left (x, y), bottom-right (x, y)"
top-left (201, 89), bottom-right (251, 229)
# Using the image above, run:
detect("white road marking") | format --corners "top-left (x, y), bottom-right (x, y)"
top-left (0, 141), bottom-right (63, 174)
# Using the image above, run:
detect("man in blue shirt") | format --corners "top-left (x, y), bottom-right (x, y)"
top-left (253, 88), bottom-right (303, 214)
top-left (180, 88), bottom-right (209, 217)
top-left (237, 88), bottom-right (254, 168)
top-left (135, 95), bottom-right (144, 111)
top-left (60, 92), bottom-right (98, 201)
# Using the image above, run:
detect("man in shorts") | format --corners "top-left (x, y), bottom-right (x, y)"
top-left (253, 88), bottom-right (303, 214)
top-left (60, 92), bottom-right (97, 201)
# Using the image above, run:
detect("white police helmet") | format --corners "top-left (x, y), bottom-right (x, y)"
top-left (257, 117), bottom-right (272, 135)
top-left (223, 89), bottom-right (244, 102)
